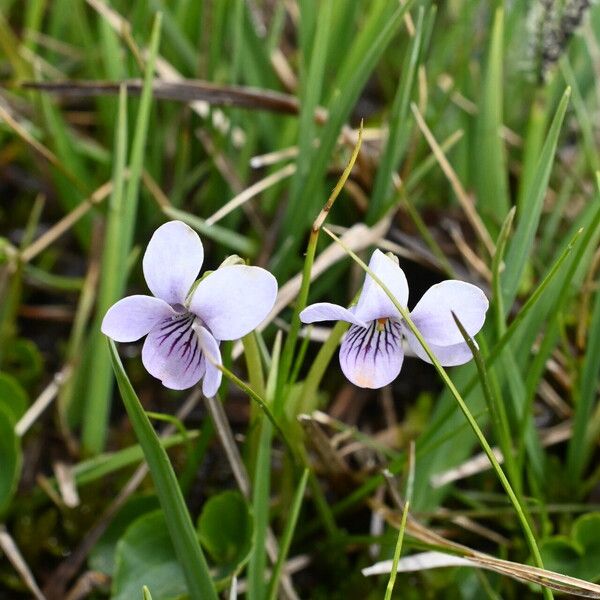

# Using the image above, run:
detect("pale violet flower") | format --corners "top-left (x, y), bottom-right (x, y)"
top-left (300, 250), bottom-right (488, 389)
top-left (102, 220), bottom-right (277, 395)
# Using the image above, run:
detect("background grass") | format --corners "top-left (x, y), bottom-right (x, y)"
top-left (1, 1), bottom-right (600, 598)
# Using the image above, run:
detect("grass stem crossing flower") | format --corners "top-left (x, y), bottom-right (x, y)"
top-left (102, 221), bottom-right (277, 395)
top-left (300, 250), bottom-right (488, 389)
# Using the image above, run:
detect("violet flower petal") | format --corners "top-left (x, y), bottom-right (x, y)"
top-left (194, 324), bottom-right (222, 397)
top-left (353, 250), bottom-right (409, 322)
top-left (403, 327), bottom-right (475, 366)
top-left (143, 220), bottom-right (204, 306)
top-left (409, 280), bottom-right (488, 347)
top-left (189, 265), bottom-right (277, 341)
top-left (101, 295), bottom-right (176, 342)
top-left (300, 303), bottom-right (367, 328)
top-left (141, 314), bottom-right (205, 390)
top-left (339, 320), bottom-right (404, 388)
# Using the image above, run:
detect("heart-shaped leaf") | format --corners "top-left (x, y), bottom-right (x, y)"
top-left (89, 494), bottom-right (160, 576)
top-left (197, 490), bottom-right (253, 581)
top-left (0, 372), bottom-right (28, 422)
top-left (540, 513), bottom-right (600, 582)
top-left (112, 510), bottom-right (188, 600)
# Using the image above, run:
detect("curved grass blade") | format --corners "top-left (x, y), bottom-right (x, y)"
top-left (108, 340), bottom-right (218, 600)
top-left (502, 87), bottom-right (570, 309)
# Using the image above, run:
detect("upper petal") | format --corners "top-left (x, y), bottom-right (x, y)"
top-left (189, 265), bottom-right (277, 341)
top-left (101, 295), bottom-right (176, 342)
top-left (141, 314), bottom-right (205, 390)
top-left (409, 280), bottom-right (488, 346)
top-left (404, 326), bottom-right (475, 367)
top-left (339, 319), bottom-right (404, 389)
top-left (353, 250), bottom-right (409, 322)
top-left (143, 220), bottom-right (204, 305)
top-left (194, 324), bottom-right (222, 397)
top-left (300, 303), bottom-right (367, 328)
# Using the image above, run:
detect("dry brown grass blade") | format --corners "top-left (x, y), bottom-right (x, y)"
top-left (410, 103), bottom-right (496, 256)
top-left (0, 526), bottom-right (46, 600)
top-left (22, 79), bottom-right (301, 115)
top-left (370, 499), bottom-right (600, 598)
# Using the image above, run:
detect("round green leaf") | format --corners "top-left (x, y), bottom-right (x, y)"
top-left (0, 405), bottom-right (22, 514)
top-left (540, 513), bottom-right (600, 582)
top-left (197, 490), bottom-right (253, 573)
top-left (112, 510), bottom-right (188, 600)
top-left (89, 494), bottom-right (160, 576)
top-left (0, 372), bottom-right (28, 422)
top-left (4, 339), bottom-right (43, 387)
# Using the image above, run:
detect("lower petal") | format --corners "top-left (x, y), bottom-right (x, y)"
top-left (404, 327), bottom-right (475, 367)
top-left (194, 325), bottom-right (222, 397)
top-left (142, 314), bottom-right (205, 390)
top-left (339, 320), bottom-right (404, 389)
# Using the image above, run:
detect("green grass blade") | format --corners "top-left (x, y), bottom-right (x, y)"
top-left (288, 0), bottom-right (333, 210)
top-left (82, 15), bottom-right (162, 453)
top-left (384, 500), bottom-right (410, 600)
top-left (502, 87), bottom-right (571, 309)
top-left (367, 7), bottom-right (425, 222)
top-left (474, 8), bottom-right (509, 228)
top-left (279, 0), bottom-right (413, 250)
top-left (163, 207), bottom-right (257, 256)
top-left (247, 334), bottom-right (280, 600)
top-left (266, 468), bottom-right (309, 600)
top-left (108, 340), bottom-right (218, 600)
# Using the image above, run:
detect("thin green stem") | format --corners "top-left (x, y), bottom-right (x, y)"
top-left (384, 501), bottom-right (410, 600)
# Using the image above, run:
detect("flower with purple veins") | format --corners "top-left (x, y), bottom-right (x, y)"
top-left (300, 249), bottom-right (489, 389)
top-left (101, 220), bottom-right (277, 395)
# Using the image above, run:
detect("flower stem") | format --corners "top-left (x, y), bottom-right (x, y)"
top-left (276, 124), bottom-right (364, 412)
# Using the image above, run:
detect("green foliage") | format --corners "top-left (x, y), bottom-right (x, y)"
top-left (541, 514), bottom-right (600, 583)
top-left (112, 510), bottom-right (188, 600)
top-left (197, 490), bottom-right (254, 577)
top-left (2, 1), bottom-right (600, 598)
top-left (0, 372), bottom-right (28, 422)
top-left (0, 405), bottom-right (21, 514)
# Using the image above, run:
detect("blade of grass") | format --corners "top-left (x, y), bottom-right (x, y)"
top-left (108, 340), bottom-right (218, 600)
top-left (367, 6), bottom-right (424, 222)
top-left (474, 8), bottom-right (509, 229)
top-left (502, 87), bottom-right (571, 309)
top-left (162, 207), bottom-right (257, 256)
top-left (288, 0), bottom-right (332, 209)
top-left (82, 14), bottom-right (162, 453)
top-left (247, 333), bottom-right (280, 600)
top-left (266, 468), bottom-right (309, 600)
top-left (279, 0), bottom-right (413, 252)
top-left (384, 501), bottom-right (410, 600)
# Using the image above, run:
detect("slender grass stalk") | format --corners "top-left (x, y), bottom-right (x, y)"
top-left (384, 500), bottom-right (410, 600)
top-left (266, 469), bottom-right (309, 600)
top-left (491, 207), bottom-right (516, 333)
top-left (83, 14), bottom-right (163, 454)
top-left (502, 87), bottom-right (571, 309)
top-left (277, 125), bottom-right (363, 412)
top-left (215, 362), bottom-right (295, 460)
top-left (367, 7), bottom-right (425, 222)
top-left (247, 333), bottom-right (280, 600)
top-left (108, 340), bottom-right (218, 600)
top-left (321, 226), bottom-right (553, 599)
